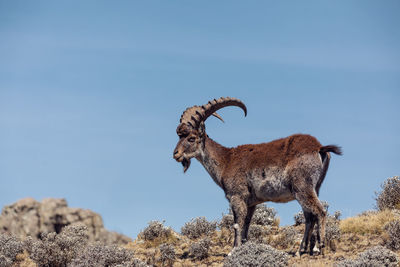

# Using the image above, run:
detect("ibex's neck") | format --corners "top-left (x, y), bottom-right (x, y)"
top-left (196, 136), bottom-right (230, 188)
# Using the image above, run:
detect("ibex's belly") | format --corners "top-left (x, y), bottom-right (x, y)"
top-left (248, 167), bottom-right (294, 203)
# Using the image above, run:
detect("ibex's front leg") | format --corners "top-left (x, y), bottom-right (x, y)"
top-left (230, 195), bottom-right (248, 247)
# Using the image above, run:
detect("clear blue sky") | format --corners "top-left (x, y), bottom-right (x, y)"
top-left (1, 1), bottom-right (399, 239)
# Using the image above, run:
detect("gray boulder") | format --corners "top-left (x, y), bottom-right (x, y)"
top-left (0, 198), bottom-right (131, 245)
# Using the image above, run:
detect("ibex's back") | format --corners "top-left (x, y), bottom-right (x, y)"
top-left (173, 97), bottom-right (342, 255)
top-left (229, 134), bottom-right (323, 169)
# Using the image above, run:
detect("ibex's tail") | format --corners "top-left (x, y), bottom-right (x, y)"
top-left (320, 145), bottom-right (342, 155)
top-left (315, 145), bottom-right (341, 195)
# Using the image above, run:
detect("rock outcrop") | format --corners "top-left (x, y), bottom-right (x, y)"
top-left (0, 198), bottom-right (131, 245)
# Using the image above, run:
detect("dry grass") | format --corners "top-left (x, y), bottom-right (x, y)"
top-left (340, 210), bottom-right (397, 235)
top-left (127, 229), bottom-right (232, 266)
top-left (135, 228), bottom-right (181, 249)
top-left (14, 251), bottom-right (37, 267)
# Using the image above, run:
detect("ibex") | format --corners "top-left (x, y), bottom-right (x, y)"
top-left (173, 97), bottom-right (342, 255)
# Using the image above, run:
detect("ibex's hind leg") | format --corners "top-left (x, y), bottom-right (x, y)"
top-left (315, 214), bottom-right (325, 253)
top-left (299, 211), bottom-right (317, 255)
top-left (230, 195), bottom-right (248, 247)
top-left (295, 190), bottom-right (327, 255)
top-left (241, 205), bottom-right (256, 243)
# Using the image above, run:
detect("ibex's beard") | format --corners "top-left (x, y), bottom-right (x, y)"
top-left (182, 158), bottom-right (191, 173)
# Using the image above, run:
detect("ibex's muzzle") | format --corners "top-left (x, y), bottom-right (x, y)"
top-left (173, 149), bottom-right (183, 162)
top-left (173, 148), bottom-right (190, 172)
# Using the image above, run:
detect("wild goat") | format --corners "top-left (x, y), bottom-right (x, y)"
top-left (173, 97), bottom-right (342, 255)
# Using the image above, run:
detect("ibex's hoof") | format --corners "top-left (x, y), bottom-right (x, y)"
top-left (313, 246), bottom-right (320, 254)
top-left (297, 250), bottom-right (307, 257)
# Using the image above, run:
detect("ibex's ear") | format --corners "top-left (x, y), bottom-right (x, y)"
top-left (198, 122), bottom-right (206, 138)
top-left (177, 123), bottom-right (190, 137)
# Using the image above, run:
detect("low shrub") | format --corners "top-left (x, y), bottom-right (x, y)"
top-left (25, 224), bottom-right (89, 266)
top-left (219, 213), bottom-right (234, 230)
top-left (70, 243), bottom-right (138, 267)
top-left (220, 204), bottom-right (278, 231)
top-left (159, 243), bottom-right (175, 264)
top-left (0, 255), bottom-right (12, 267)
top-left (325, 216), bottom-right (341, 244)
top-left (334, 210), bottom-right (342, 220)
top-left (293, 211), bottom-right (305, 226)
top-left (384, 219), bottom-right (400, 251)
top-left (181, 217), bottom-right (217, 239)
top-left (140, 221), bottom-right (171, 241)
top-left (0, 255), bottom-right (13, 267)
top-left (189, 237), bottom-right (211, 260)
top-left (114, 258), bottom-right (148, 267)
top-left (335, 245), bottom-right (399, 267)
top-left (57, 224), bottom-right (89, 259)
top-left (223, 241), bottom-right (288, 267)
top-left (251, 204), bottom-right (278, 226)
top-left (376, 176), bottom-right (400, 211)
top-left (272, 226), bottom-right (299, 249)
top-left (0, 233), bottom-right (24, 265)
top-left (247, 224), bottom-right (270, 243)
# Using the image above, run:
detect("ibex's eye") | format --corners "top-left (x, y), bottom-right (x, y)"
top-left (188, 137), bottom-right (196, 143)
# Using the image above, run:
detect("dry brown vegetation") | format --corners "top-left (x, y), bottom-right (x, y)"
top-left (340, 209), bottom-right (396, 235)
top-left (125, 209), bottom-right (400, 266)
top-left (2, 209), bottom-right (400, 267)
top-left (124, 178), bottom-right (400, 267)
top-left (3, 176), bottom-right (400, 266)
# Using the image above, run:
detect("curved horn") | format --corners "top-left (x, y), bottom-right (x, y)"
top-left (179, 106), bottom-right (204, 126)
top-left (179, 97), bottom-right (247, 129)
top-left (200, 97), bottom-right (247, 124)
top-left (212, 112), bottom-right (224, 123)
